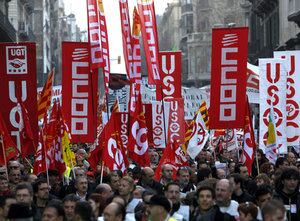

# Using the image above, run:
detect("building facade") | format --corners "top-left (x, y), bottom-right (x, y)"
top-left (0, 0), bottom-right (16, 42)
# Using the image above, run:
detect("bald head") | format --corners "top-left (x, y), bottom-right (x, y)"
top-left (103, 202), bottom-right (125, 221)
top-left (215, 179), bottom-right (233, 206)
top-left (142, 167), bottom-right (154, 185)
top-left (161, 164), bottom-right (173, 181)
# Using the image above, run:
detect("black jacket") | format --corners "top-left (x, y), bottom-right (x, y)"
top-left (199, 205), bottom-right (236, 221)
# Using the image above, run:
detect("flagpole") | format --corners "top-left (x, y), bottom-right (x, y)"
top-left (42, 131), bottom-right (50, 187)
top-left (160, 85), bottom-right (168, 147)
top-left (100, 160), bottom-right (104, 184)
top-left (0, 134), bottom-right (9, 182)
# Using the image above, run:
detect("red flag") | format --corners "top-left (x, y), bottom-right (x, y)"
top-left (137, 0), bottom-right (160, 85)
top-left (98, 0), bottom-right (110, 92)
top-left (119, 0), bottom-right (133, 79)
top-left (102, 110), bottom-right (128, 172)
top-left (243, 97), bottom-right (256, 175)
top-left (44, 103), bottom-right (66, 176)
top-left (17, 100), bottom-right (34, 157)
top-left (33, 129), bottom-right (47, 175)
top-left (87, 0), bottom-right (104, 69)
top-left (209, 27), bottom-right (248, 129)
top-left (0, 112), bottom-right (19, 165)
top-left (128, 93), bottom-right (150, 167)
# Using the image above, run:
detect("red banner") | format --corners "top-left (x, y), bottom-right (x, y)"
top-left (62, 42), bottom-right (98, 143)
top-left (98, 0), bottom-right (110, 92)
top-left (166, 98), bottom-right (185, 145)
top-left (87, 0), bottom-right (104, 69)
top-left (158, 51), bottom-right (182, 99)
top-left (0, 42), bottom-right (38, 154)
top-left (119, 0), bottom-right (132, 79)
top-left (115, 112), bottom-right (129, 150)
top-left (209, 27), bottom-right (248, 129)
top-left (131, 7), bottom-right (142, 85)
top-left (137, 0), bottom-right (160, 85)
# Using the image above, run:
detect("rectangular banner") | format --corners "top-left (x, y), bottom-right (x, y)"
top-left (158, 51), bottom-right (182, 99)
top-left (259, 58), bottom-right (287, 154)
top-left (209, 27), bottom-right (248, 129)
top-left (138, 0), bottom-right (160, 85)
top-left (274, 51), bottom-right (300, 146)
top-left (165, 98), bottom-right (185, 145)
top-left (98, 0), bottom-right (110, 92)
top-left (87, 0), bottom-right (104, 69)
top-left (0, 42), bottom-right (38, 153)
top-left (62, 42), bottom-right (98, 143)
top-left (119, 0), bottom-right (132, 79)
top-left (151, 101), bottom-right (166, 148)
top-left (115, 112), bottom-right (129, 150)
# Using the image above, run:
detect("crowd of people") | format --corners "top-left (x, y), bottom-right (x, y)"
top-left (0, 145), bottom-right (300, 221)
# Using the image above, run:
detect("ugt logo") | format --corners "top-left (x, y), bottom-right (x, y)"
top-left (6, 46), bottom-right (28, 74)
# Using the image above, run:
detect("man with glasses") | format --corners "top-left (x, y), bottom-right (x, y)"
top-left (8, 169), bottom-right (21, 191)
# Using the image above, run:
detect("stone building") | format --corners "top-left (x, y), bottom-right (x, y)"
top-left (0, 0), bottom-right (16, 42)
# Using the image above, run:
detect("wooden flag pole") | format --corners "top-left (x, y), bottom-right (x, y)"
top-left (0, 134), bottom-right (9, 181)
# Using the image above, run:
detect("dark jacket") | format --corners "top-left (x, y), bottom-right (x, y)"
top-left (273, 189), bottom-right (300, 221)
top-left (199, 205), bottom-right (236, 221)
top-left (232, 191), bottom-right (254, 204)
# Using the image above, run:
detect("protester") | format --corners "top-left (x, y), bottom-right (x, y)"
top-left (148, 194), bottom-right (175, 221)
top-left (0, 195), bottom-right (16, 220)
top-left (137, 167), bottom-right (163, 194)
top-left (261, 199), bottom-right (285, 221)
top-left (229, 173), bottom-right (253, 203)
top-left (75, 176), bottom-right (89, 201)
top-left (237, 202), bottom-right (258, 221)
top-left (103, 202), bottom-right (126, 221)
top-left (160, 164), bottom-right (174, 186)
top-left (63, 194), bottom-right (81, 221)
top-left (42, 199), bottom-right (65, 221)
top-left (74, 201), bottom-right (93, 221)
top-left (177, 166), bottom-right (196, 195)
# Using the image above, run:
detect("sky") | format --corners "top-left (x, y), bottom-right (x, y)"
top-left (63, 0), bottom-right (169, 73)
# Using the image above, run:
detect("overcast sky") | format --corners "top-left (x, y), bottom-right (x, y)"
top-left (63, 0), bottom-right (169, 73)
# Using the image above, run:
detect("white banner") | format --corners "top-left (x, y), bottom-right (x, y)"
top-left (259, 58), bottom-right (287, 154)
top-left (151, 101), bottom-right (167, 148)
top-left (274, 51), bottom-right (300, 146)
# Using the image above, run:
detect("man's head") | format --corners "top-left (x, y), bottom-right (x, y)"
top-left (141, 167), bottom-right (155, 186)
top-left (148, 195), bottom-right (171, 220)
top-left (0, 175), bottom-right (9, 193)
top-left (103, 202), bottom-right (126, 221)
top-left (216, 168), bottom-right (226, 179)
top-left (109, 170), bottom-right (122, 191)
top-left (215, 179), bottom-right (233, 207)
top-left (42, 200), bottom-right (65, 221)
top-left (280, 167), bottom-right (299, 194)
top-left (287, 152), bottom-right (296, 165)
top-left (9, 169), bottom-right (21, 184)
top-left (8, 161), bottom-right (20, 172)
top-left (75, 177), bottom-right (88, 195)
top-left (234, 164), bottom-right (249, 179)
top-left (196, 185), bottom-right (215, 212)
top-left (177, 167), bottom-right (191, 187)
top-left (0, 195), bottom-right (16, 219)
top-left (15, 183), bottom-right (33, 206)
top-left (118, 176), bottom-right (135, 197)
top-left (95, 183), bottom-right (113, 202)
top-left (63, 194), bottom-right (81, 221)
top-left (238, 202), bottom-right (258, 221)
top-left (254, 184), bottom-right (272, 208)
top-left (73, 167), bottom-right (86, 179)
top-left (229, 173), bottom-right (244, 193)
top-left (275, 157), bottom-right (289, 169)
top-left (262, 199), bottom-right (285, 221)
top-left (161, 164), bottom-right (173, 181)
top-left (74, 201), bottom-right (93, 221)
top-left (33, 178), bottom-right (49, 202)
top-left (164, 182), bottom-right (180, 204)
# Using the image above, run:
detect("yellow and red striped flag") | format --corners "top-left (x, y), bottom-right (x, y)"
top-left (37, 69), bottom-right (54, 120)
top-left (200, 101), bottom-right (209, 129)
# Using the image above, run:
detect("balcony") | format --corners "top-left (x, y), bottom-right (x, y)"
top-left (18, 21), bottom-right (35, 41)
top-left (0, 9), bottom-right (16, 41)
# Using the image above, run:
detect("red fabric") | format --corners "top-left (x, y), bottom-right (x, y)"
top-left (157, 51), bottom-right (182, 99)
top-left (128, 93), bottom-right (150, 167)
top-left (115, 112), bottom-right (129, 151)
top-left (101, 110), bottom-right (128, 172)
top-left (243, 97), bottom-right (256, 175)
top-left (87, 0), bottom-right (104, 69)
top-left (137, 1), bottom-right (160, 85)
top-left (98, 0), bottom-right (110, 92)
top-left (0, 112), bottom-right (19, 165)
top-left (17, 100), bottom-right (34, 157)
top-left (209, 27), bottom-right (248, 129)
top-left (0, 42), bottom-right (38, 155)
top-left (33, 129), bottom-right (47, 175)
top-left (62, 42), bottom-right (98, 143)
top-left (119, 0), bottom-right (132, 79)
